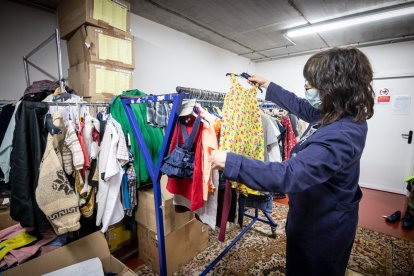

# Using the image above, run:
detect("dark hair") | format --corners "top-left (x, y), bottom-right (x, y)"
top-left (303, 47), bottom-right (375, 125)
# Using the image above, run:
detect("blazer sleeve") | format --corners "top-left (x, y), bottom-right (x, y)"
top-left (223, 127), bottom-right (355, 194)
top-left (265, 82), bottom-right (320, 123)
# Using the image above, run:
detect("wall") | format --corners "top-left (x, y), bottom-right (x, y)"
top-left (256, 41), bottom-right (414, 193)
top-left (0, 3), bottom-right (252, 100)
top-left (0, 1), bottom-right (69, 101)
top-left (131, 14), bottom-right (253, 95)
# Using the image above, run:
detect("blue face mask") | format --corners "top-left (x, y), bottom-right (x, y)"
top-left (305, 88), bottom-right (322, 109)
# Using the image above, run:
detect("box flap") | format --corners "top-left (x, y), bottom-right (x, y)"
top-left (4, 231), bottom-right (110, 276)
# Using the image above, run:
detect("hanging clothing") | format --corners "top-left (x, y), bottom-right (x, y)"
top-left (281, 115), bottom-right (297, 160)
top-left (96, 119), bottom-right (125, 232)
top-left (224, 82), bottom-right (365, 275)
top-left (0, 101), bottom-right (21, 184)
top-left (9, 101), bottom-right (51, 232)
top-left (36, 112), bottom-right (81, 235)
top-left (110, 90), bottom-right (164, 187)
top-left (0, 104), bottom-right (15, 146)
top-left (261, 114), bottom-right (282, 162)
top-left (166, 116), bottom-right (204, 211)
top-left (220, 75), bottom-right (264, 195)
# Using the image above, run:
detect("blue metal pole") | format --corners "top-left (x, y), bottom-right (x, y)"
top-left (121, 94), bottom-right (185, 276)
top-left (243, 213), bottom-right (274, 225)
top-left (121, 100), bottom-right (156, 177)
top-left (200, 216), bottom-right (258, 276)
top-left (262, 210), bottom-right (278, 228)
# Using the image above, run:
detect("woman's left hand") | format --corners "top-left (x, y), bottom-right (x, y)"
top-left (211, 150), bottom-right (227, 170)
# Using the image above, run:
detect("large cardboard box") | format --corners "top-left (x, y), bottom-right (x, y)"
top-left (4, 231), bottom-right (136, 276)
top-left (138, 219), bottom-right (209, 275)
top-left (135, 176), bottom-right (194, 235)
top-left (68, 25), bottom-right (135, 69)
top-left (68, 62), bottom-right (133, 102)
top-left (58, 0), bottom-right (131, 39)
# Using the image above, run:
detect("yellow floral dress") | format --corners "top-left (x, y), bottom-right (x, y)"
top-left (219, 74), bottom-right (264, 195)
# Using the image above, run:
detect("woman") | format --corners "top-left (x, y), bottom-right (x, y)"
top-left (211, 47), bottom-right (375, 275)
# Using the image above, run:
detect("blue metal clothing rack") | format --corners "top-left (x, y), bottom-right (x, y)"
top-left (121, 89), bottom-right (278, 276)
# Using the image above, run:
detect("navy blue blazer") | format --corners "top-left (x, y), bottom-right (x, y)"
top-left (224, 82), bottom-right (366, 275)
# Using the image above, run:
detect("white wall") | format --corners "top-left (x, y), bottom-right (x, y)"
top-left (0, 3), bottom-right (252, 100)
top-left (131, 14), bottom-right (253, 95)
top-left (0, 1), bottom-right (69, 101)
top-left (256, 41), bottom-right (414, 193)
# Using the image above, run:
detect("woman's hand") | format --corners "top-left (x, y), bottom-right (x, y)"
top-left (248, 74), bottom-right (271, 89)
top-left (211, 150), bottom-right (227, 170)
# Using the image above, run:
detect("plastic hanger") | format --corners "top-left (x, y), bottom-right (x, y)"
top-left (192, 105), bottom-right (210, 128)
top-left (226, 72), bottom-right (263, 93)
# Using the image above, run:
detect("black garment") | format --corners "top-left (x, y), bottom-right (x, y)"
top-left (0, 104), bottom-right (15, 145)
top-left (9, 101), bottom-right (51, 231)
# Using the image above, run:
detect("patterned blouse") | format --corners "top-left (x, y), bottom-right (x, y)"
top-left (219, 75), bottom-right (264, 195)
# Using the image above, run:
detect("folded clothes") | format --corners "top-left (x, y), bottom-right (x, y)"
top-left (0, 229), bottom-right (56, 267)
top-left (0, 224), bottom-right (25, 243)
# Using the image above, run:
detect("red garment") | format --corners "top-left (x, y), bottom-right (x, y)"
top-left (281, 116), bottom-right (297, 160)
top-left (166, 117), bottom-right (204, 211)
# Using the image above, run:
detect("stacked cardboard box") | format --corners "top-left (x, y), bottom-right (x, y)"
top-left (58, 0), bottom-right (134, 102)
top-left (136, 176), bottom-right (209, 275)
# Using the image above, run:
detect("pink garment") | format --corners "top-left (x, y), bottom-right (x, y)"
top-left (0, 224), bottom-right (25, 242)
top-left (78, 120), bottom-right (90, 170)
top-left (0, 229), bottom-right (57, 267)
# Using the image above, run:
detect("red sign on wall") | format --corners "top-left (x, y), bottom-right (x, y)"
top-left (377, 95), bottom-right (391, 103)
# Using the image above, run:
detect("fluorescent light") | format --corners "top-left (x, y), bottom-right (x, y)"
top-left (286, 5), bottom-right (414, 37)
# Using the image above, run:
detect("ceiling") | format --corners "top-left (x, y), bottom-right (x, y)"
top-left (11, 0), bottom-right (414, 62)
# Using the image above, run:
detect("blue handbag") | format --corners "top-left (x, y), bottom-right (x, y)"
top-left (160, 116), bottom-right (201, 179)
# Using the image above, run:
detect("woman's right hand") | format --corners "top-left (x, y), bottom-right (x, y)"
top-left (248, 74), bottom-right (271, 89)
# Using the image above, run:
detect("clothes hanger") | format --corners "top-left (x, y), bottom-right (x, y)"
top-left (225, 72), bottom-right (263, 93)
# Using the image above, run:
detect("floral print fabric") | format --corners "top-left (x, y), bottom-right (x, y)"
top-left (219, 75), bottom-right (264, 195)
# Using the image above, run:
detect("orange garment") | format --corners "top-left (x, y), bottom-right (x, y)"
top-left (201, 118), bottom-right (219, 200)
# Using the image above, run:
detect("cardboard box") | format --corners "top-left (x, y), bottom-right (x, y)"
top-left (135, 176), bottom-right (194, 235)
top-left (138, 219), bottom-right (209, 275)
top-left (58, 0), bottom-right (131, 39)
top-left (68, 25), bottom-right (135, 69)
top-left (0, 208), bottom-right (18, 230)
top-left (4, 231), bottom-right (136, 276)
top-left (68, 62), bottom-right (133, 102)
top-left (105, 221), bottom-right (135, 253)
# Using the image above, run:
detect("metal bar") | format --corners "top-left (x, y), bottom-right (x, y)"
top-left (46, 102), bottom-right (109, 107)
top-left (25, 33), bottom-right (55, 59)
top-left (23, 57), bottom-right (30, 86)
top-left (55, 28), bottom-right (65, 93)
top-left (261, 210), bottom-right (277, 227)
top-left (120, 93), bottom-right (179, 103)
top-left (200, 216), bottom-right (258, 276)
top-left (121, 98), bottom-right (175, 276)
top-left (243, 213), bottom-right (274, 225)
top-left (25, 60), bottom-right (57, 81)
top-left (121, 100), bottom-right (156, 177)
top-left (154, 94), bottom-right (184, 180)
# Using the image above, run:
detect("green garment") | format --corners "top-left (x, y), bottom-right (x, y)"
top-left (111, 90), bottom-right (164, 187)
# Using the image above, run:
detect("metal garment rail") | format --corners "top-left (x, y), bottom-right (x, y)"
top-left (23, 28), bottom-right (65, 95)
top-left (121, 90), bottom-right (278, 276)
